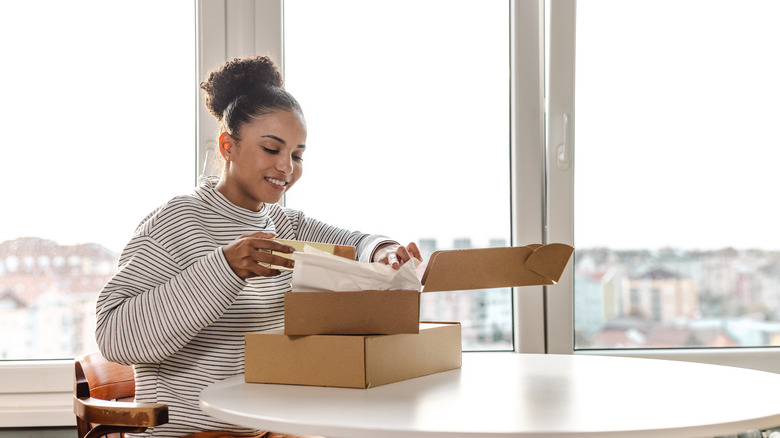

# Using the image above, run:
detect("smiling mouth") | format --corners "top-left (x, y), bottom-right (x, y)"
top-left (266, 177), bottom-right (288, 189)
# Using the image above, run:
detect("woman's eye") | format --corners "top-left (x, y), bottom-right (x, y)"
top-left (293, 155), bottom-right (304, 162)
top-left (262, 147), bottom-right (280, 155)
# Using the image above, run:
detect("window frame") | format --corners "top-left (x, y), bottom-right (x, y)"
top-left (510, 0), bottom-right (548, 354)
top-left (545, 0), bottom-right (780, 373)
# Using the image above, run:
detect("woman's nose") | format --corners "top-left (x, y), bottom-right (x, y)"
top-left (276, 154), bottom-right (293, 174)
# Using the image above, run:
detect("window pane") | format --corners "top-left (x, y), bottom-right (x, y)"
top-left (283, 0), bottom-right (512, 350)
top-left (574, 0), bottom-right (780, 349)
top-left (0, 1), bottom-right (195, 360)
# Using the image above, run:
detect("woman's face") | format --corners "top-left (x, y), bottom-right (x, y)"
top-left (219, 109), bottom-right (307, 211)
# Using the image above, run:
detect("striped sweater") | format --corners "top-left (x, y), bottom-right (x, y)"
top-left (95, 176), bottom-right (394, 437)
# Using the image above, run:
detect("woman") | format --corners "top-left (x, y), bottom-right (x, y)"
top-left (95, 55), bottom-right (421, 438)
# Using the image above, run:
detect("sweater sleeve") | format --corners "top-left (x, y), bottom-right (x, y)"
top-left (279, 207), bottom-right (397, 262)
top-left (95, 235), bottom-right (246, 365)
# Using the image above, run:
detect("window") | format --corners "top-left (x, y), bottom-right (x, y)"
top-left (546, 0), bottom-right (780, 367)
top-left (0, 0), bottom-right (194, 426)
top-left (0, 0), bottom-right (195, 362)
top-left (282, 0), bottom-right (513, 350)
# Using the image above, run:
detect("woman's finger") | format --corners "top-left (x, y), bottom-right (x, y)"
top-left (406, 242), bottom-right (423, 261)
top-left (386, 251), bottom-right (399, 269)
top-left (249, 238), bottom-right (296, 255)
top-left (396, 245), bottom-right (411, 264)
top-left (254, 248), bottom-right (295, 271)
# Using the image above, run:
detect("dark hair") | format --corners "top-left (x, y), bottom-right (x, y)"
top-left (199, 56), bottom-right (303, 138)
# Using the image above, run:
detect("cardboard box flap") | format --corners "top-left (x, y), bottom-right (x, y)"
top-left (525, 243), bottom-right (574, 282)
top-left (420, 243), bottom-right (574, 292)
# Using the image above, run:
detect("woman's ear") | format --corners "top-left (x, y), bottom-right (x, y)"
top-left (218, 132), bottom-right (234, 161)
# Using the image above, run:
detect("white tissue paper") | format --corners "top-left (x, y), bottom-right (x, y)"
top-left (290, 244), bottom-right (423, 292)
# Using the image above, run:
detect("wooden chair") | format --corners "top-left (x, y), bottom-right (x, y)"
top-left (74, 352), bottom-right (169, 438)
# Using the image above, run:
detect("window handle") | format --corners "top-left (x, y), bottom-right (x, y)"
top-left (556, 113), bottom-right (572, 170)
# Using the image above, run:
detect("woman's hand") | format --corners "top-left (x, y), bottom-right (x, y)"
top-left (222, 231), bottom-right (296, 279)
top-left (373, 242), bottom-right (423, 270)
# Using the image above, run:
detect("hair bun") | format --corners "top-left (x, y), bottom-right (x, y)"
top-left (200, 56), bottom-right (284, 121)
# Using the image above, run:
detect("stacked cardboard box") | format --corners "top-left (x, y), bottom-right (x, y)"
top-left (245, 243), bottom-right (573, 388)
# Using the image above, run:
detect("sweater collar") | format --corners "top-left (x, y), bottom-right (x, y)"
top-left (194, 175), bottom-right (272, 225)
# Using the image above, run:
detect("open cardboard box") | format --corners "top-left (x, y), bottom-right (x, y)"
top-left (283, 243), bottom-right (573, 336)
top-left (245, 243), bottom-right (572, 389)
top-left (245, 322), bottom-right (462, 389)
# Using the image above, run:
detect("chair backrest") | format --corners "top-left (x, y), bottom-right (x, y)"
top-left (74, 352), bottom-right (168, 438)
top-left (75, 352), bottom-right (136, 402)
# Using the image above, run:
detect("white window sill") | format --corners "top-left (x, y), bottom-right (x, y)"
top-left (0, 406), bottom-right (74, 428)
top-left (0, 360), bottom-right (74, 427)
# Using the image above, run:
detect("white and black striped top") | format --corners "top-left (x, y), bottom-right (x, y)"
top-left (95, 176), bottom-right (394, 437)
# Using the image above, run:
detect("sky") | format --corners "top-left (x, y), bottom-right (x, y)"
top-left (573, 0), bottom-right (780, 250)
top-left (0, 1), bottom-right (196, 254)
top-left (2, 0), bottom-right (780, 255)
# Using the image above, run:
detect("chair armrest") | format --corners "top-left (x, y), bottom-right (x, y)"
top-left (74, 396), bottom-right (169, 427)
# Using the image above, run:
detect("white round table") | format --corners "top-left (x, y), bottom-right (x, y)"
top-left (200, 352), bottom-right (780, 437)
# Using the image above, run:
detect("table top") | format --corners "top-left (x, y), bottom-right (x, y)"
top-left (200, 352), bottom-right (780, 438)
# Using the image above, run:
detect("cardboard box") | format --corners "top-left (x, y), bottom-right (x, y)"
top-left (283, 243), bottom-right (574, 335)
top-left (245, 322), bottom-right (462, 388)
